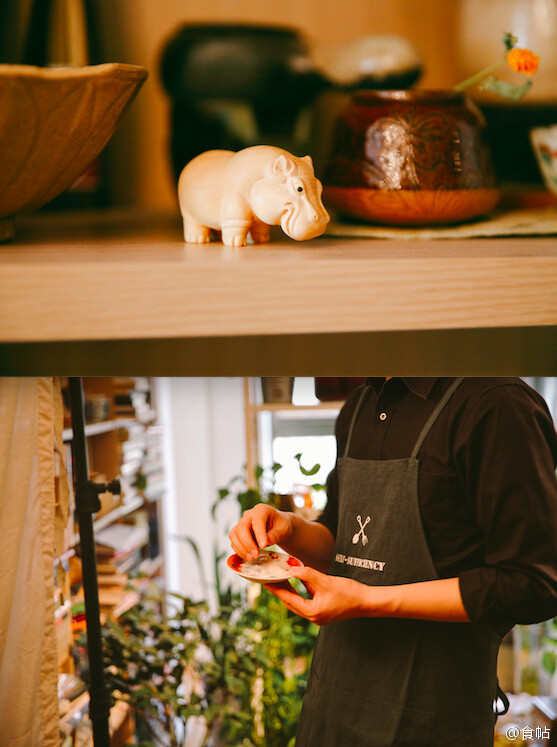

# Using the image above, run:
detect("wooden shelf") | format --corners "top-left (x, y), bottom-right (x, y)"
top-left (249, 401), bottom-right (345, 412)
top-left (63, 417), bottom-right (136, 442)
top-left (72, 495), bottom-right (145, 546)
top-left (2, 208), bottom-right (557, 372)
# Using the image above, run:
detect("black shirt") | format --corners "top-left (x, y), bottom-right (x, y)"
top-left (317, 377), bottom-right (557, 637)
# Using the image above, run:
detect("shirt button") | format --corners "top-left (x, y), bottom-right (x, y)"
top-left (379, 412), bottom-right (387, 421)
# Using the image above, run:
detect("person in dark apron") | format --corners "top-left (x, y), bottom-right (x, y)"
top-left (229, 377), bottom-right (557, 746)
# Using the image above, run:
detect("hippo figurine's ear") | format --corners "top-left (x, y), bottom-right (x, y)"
top-left (271, 154), bottom-right (296, 179)
top-left (302, 155), bottom-right (314, 169)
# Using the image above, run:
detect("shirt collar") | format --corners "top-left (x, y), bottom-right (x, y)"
top-left (402, 378), bottom-right (437, 399)
top-left (366, 377), bottom-right (437, 399)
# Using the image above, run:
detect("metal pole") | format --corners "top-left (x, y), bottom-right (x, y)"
top-left (68, 378), bottom-right (112, 747)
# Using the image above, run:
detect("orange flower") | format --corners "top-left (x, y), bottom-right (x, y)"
top-left (507, 48), bottom-right (540, 75)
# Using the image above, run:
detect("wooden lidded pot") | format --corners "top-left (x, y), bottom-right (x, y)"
top-left (323, 89), bottom-right (500, 226)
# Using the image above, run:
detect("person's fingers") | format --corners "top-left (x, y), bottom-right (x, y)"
top-left (266, 528), bottom-right (281, 544)
top-left (264, 579), bottom-right (292, 592)
top-left (267, 520), bottom-right (287, 545)
top-left (229, 526), bottom-right (257, 560)
top-left (289, 565), bottom-right (324, 595)
top-left (251, 513), bottom-right (269, 549)
top-left (236, 515), bottom-right (261, 558)
top-left (263, 582), bottom-right (313, 618)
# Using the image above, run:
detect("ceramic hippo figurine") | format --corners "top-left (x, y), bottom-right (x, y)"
top-left (177, 145), bottom-right (330, 246)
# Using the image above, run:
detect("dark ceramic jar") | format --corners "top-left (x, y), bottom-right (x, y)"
top-left (324, 90), bottom-right (500, 225)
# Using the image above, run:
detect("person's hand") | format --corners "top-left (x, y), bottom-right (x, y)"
top-left (264, 566), bottom-right (370, 625)
top-left (229, 503), bottom-right (294, 560)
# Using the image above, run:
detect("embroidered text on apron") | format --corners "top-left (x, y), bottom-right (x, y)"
top-left (295, 378), bottom-right (501, 747)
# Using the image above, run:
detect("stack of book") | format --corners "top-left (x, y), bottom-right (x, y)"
top-left (112, 377), bottom-right (156, 423)
top-left (117, 421), bottom-right (146, 501)
top-left (94, 521), bottom-right (149, 612)
top-left (112, 377), bottom-right (136, 419)
top-left (130, 377), bottom-right (156, 423)
top-left (95, 521), bottom-right (149, 575)
top-left (141, 424), bottom-right (166, 501)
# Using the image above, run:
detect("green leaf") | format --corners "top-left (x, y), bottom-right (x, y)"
top-left (211, 487), bottom-right (231, 518)
top-left (480, 76), bottom-right (532, 101)
top-left (133, 472), bottom-right (147, 490)
top-left (105, 619), bottom-right (129, 642)
top-left (503, 32), bottom-right (518, 51)
top-left (293, 453), bottom-right (320, 476)
top-left (239, 488), bottom-right (262, 513)
top-left (542, 650), bottom-right (557, 676)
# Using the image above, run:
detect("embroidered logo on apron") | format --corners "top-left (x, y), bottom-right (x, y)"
top-left (352, 514), bottom-right (370, 545)
top-left (334, 514), bottom-right (387, 571)
top-left (335, 553), bottom-right (386, 571)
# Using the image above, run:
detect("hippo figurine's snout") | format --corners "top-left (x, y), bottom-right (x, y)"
top-left (178, 146), bottom-right (330, 246)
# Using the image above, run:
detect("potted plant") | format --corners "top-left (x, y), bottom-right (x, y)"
top-left (101, 576), bottom-right (318, 746)
top-left (100, 455), bottom-right (324, 746)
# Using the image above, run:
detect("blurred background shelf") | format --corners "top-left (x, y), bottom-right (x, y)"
top-left (71, 495), bottom-right (145, 546)
top-left (63, 418), bottom-right (136, 443)
top-left (249, 401), bottom-right (346, 413)
top-left (54, 377), bottom-right (167, 743)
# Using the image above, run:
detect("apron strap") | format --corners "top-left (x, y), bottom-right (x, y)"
top-left (410, 378), bottom-right (464, 459)
top-left (494, 683), bottom-right (510, 718)
top-left (343, 384), bottom-right (372, 458)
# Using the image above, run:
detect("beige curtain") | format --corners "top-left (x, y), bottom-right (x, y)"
top-left (0, 378), bottom-right (69, 747)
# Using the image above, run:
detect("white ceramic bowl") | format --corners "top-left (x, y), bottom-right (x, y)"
top-left (530, 125), bottom-right (557, 197)
top-left (0, 63), bottom-right (148, 241)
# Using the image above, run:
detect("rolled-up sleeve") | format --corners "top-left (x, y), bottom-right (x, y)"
top-left (456, 384), bottom-right (557, 636)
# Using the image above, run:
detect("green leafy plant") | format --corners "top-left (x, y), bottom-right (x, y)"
top-left (102, 583), bottom-right (318, 746)
top-left (541, 617), bottom-right (557, 678)
top-left (103, 458), bottom-right (322, 746)
top-left (102, 592), bottom-right (208, 747)
top-left (213, 456), bottom-right (325, 518)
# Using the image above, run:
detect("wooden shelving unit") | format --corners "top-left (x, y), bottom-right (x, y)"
top-left (62, 418), bottom-right (135, 443)
top-left (1, 209), bottom-right (556, 373)
top-left (244, 377), bottom-right (345, 488)
top-left (56, 377), bottom-right (167, 744)
top-left (71, 495), bottom-right (145, 546)
top-left (249, 401), bottom-right (346, 412)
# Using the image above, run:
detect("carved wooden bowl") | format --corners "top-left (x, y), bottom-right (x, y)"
top-left (324, 90), bottom-right (500, 226)
top-left (0, 63), bottom-right (148, 241)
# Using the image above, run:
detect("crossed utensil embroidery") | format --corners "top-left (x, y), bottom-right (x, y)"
top-left (352, 514), bottom-right (371, 545)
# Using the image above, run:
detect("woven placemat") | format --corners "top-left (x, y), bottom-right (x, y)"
top-left (326, 206), bottom-right (557, 240)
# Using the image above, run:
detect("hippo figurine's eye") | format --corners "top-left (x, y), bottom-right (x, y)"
top-left (297, 186), bottom-right (303, 192)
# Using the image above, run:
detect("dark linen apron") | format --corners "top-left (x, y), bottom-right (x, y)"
top-left (295, 378), bottom-right (501, 747)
